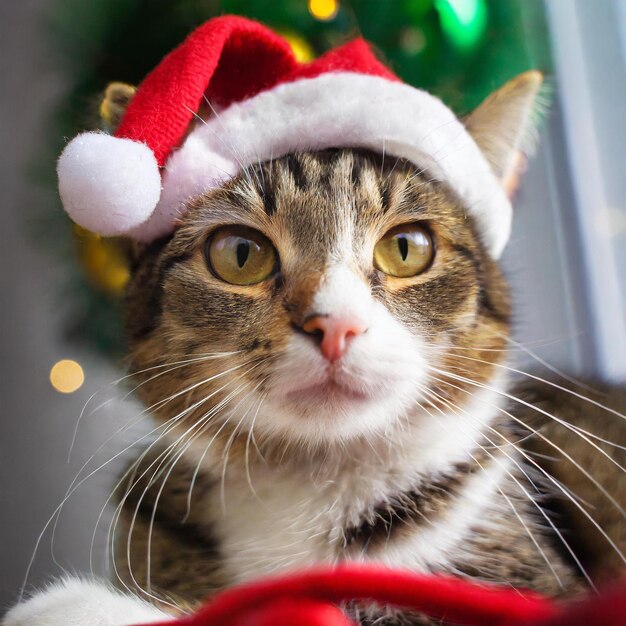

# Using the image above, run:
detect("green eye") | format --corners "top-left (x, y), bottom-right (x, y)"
top-left (374, 224), bottom-right (434, 278)
top-left (207, 226), bottom-right (277, 285)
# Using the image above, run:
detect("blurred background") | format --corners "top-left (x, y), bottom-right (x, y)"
top-left (1, 0), bottom-right (625, 612)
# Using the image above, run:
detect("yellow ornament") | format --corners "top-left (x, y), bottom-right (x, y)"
top-left (74, 226), bottom-right (130, 295)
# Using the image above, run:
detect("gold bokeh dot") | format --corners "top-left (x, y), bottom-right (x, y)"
top-left (50, 360), bottom-right (85, 394)
top-left (281, 32), bottom-right (315, 62)
top-left (308, 0), bottom-right (339, 21)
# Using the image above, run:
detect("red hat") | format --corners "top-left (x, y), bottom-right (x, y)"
top-left (57, 16), bottom-right (511, 257)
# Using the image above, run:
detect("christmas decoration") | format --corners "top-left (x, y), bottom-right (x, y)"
top-left (41, 0), bottom-right (551, 357)
top-left (57, 16), bottom-right (511, 256)
top-left (133, 564), bottom-right (626, 626)
top-left (434, 0), bottom-right (488, 52)
top-left (309, 0), bottom-right (340, 22)
top-left (74, 226), bottom-right (130, 295)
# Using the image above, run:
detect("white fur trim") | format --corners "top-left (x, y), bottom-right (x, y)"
top-left (138, 73), bottom-right (512, 257)
top-left (58, 132), bottom-right (161, 237)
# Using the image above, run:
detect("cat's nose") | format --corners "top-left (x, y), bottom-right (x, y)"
top-left (302, 314), bottom-right (367, 362)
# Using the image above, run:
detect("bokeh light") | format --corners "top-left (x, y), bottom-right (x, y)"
top-left (50, 359), bottom-right (85, 394)
top-left (400, 27), bottom-right (427, 56)
top-left (308, 0), bottom-right (339, 22)
top-left (434, 0), bottom-right (487, 52)
top-left (280, 31), bottom-right (315, 62)
top-left (74, 226), bottom-right (130, 295)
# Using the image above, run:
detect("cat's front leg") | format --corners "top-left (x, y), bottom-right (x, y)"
top-left (3, 578), bottom-right (169, 626)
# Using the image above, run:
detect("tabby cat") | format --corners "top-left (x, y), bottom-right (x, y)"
top-left (4, 73), bottom-right (625, 626)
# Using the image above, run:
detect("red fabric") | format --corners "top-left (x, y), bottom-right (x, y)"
top-left (531, 581), bottom-right (626, 626)
top-left (115, 16), bottom-right (398, 165)
top-left (135, 565), bottom-right (626, 626)
top-left (139, 564), bottom-right (571, 626)
top-left (235, 598), bottom-right (352, 626)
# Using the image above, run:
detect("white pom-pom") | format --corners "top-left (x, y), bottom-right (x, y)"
top-left (57, 132), bottom-right (161, 237)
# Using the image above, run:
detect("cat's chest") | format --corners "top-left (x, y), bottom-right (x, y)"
top-left (212, 468), bottom-right (346, 582)
top-left (201, 452), bottom-right (513, 585)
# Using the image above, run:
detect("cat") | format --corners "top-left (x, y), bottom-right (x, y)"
top-left (4, 73), bottom-right (625, 626)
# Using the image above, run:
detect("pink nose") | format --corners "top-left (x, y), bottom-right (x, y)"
top-left (302, 315), bottom-right (367, 362)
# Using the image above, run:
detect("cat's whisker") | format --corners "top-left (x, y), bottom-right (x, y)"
top-left (69, 351), bottom-right (241, 461)
top-left (198, 96), bottom-right (261, 191)
top-left (185, 103), bottom-right (252, 187)
top-left (47, 357), bottom-right (260, 576)
top-left (255, 151), bottom-right (266, 194)
top-left (445, 350), bottom-right (626, 431)
top-left (446, 355), bottom-right (626, 442)
top-left (498, 332), bottom-right (599, 394)
top-left (85, 359), bottom-right (254, 588)
top-left (114, 417), bottom-right (206, 607)
top-left (436, 359), bottom-right (626, 467)
top-left (416, 384), bottom-right (586, 588)
top-left (182, 367), bottom-right (271, 520)
top-left (247, 393), bottom-right (267, 464)
top-left (69, 351), bottom-right (247, 469)
top-left (218, 382), bottom-right (268, 514)
top-left (93, 415), bottom-right (196, 593)
top-left (383, 155), bottom-right (403, 186)
top-left (124, 360), bottom-right (269, 595)
top-left (421, 383), bottom-right (584, 515)
top-left (445, 361), bottom-right (626, 456)
top-left (427, 370), bottom-right (626, 566)
top-left (23, 390), bottom-right (197, 599)
top-left (432, 364), bottom-right (626, 481)
top-left (116, 351), bottom-right (244, 384)
top-left (434, 334), bottom-right (575, 353)
top-left (95, 369), bottom-right (250, 590)
top-left (111, 362), bottom-right (265, 597)
top-left (243, 390), bottom-right (269, 505)
top-left (429, 369), bottom-right (626, 516)
top-left (141, 380), bottom-right (255, 597)
top-left (110, 409), bottom-right (223, 602)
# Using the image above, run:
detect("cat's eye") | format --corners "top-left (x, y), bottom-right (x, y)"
top-left (374, 224), bottom-right (434, 278)
top-left (207, 226), bottom-right (278, 285)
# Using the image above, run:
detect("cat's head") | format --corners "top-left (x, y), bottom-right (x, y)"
top-left (122, 72), bottom-right (543, 454)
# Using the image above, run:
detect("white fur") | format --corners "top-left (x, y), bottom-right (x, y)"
top-left (57, 132), bottom-right (161, 236)
top-left (3, 578), bottom-right (168, 626)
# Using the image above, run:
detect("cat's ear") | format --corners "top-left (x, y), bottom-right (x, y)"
top-left (99, 82), bottom-right (136, 131)
top-left (99, 83), bottom-right (140, 255)
top-left (464, 70), bottom-right (545, 198)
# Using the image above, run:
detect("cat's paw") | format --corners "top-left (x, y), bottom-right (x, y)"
top-left (3, 578), bottom-right (168, 626)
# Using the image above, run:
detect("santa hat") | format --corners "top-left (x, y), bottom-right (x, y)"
top-left (57, 15), bottom-right (512, 257)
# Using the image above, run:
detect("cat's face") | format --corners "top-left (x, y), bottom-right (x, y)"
top-left (125, 149), bottom-right (510, 451)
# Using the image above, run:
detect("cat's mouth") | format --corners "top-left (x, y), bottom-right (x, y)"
top-left (285, 378), bottom-right (371, 404)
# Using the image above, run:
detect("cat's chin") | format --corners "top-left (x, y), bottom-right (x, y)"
top-left (285, 379), bottom-right (372, 405)
top-left (255, 377), bottom-right (420, 446)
